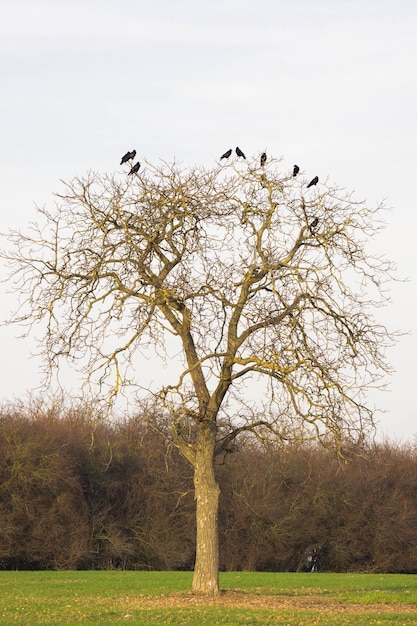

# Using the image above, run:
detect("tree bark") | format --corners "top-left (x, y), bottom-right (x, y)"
top-left (191, 421), bottom-right (220, 595)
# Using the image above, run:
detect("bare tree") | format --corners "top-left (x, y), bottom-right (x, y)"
top-left (3, 155), bottom-right (395, 593)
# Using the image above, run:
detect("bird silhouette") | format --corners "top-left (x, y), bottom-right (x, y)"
top-left (236, 146), bottom-right (246, 159)
top-left (120, 150), bottom-right (136, 165)
top-left (307, 176), bottom-right (319, 188)
top-left (260, 152), bottom-right (267, 167)
top-left (293, 164), bottom-right (300, 177)
top-left (128, 162), bottom-right (141, 175)
top-left (220, 148), bottom-right (232, 160)
top-left (309, 217), bottom-right (319, 233)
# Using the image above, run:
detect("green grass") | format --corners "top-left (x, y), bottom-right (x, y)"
top-left (224, 571), bottom-right (417, 603)
top-left (1, 571), bottom-right (417, 625)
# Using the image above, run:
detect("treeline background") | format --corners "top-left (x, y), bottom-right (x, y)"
top-left (1, 403), bottom-right (417, 573)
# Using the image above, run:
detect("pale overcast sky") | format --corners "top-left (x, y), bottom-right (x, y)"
top-left (1, 0), bottom-right (416, 440)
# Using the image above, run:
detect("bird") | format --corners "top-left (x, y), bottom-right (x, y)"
top-left (307, 176), bottom-right (319, 188)
top-left (293, 164), bottom-right (300, 177)
top-left (236, 146), bottom-right (246, 159)
top-left (220, 148), bottom-right (232, 160)
top-left (309, 217), bottom-right (319, 234)
top-left (260, 152), bottom-right (267, 167)
top-left (128, 162), bottom-right (141, 175)
top-left (120, 150), bottom-right (136, 165)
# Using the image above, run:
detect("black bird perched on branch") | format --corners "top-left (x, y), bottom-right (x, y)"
top-left (220, 148), bottom-right (232, 160)
top-left (120, 150), bottom-right (136, 165)
top-left (307, 175), bottom-right (319, 188)
top-left (309, 217), bottom-right (319, 234)
top-left (128, 162), bottom-right (141, 175)
top-left (260, 152), bottom-right (267, 167)
top-left (293, 164), bottom-right (300, 177)
top-left (236, 146), bottom-right (246, 159)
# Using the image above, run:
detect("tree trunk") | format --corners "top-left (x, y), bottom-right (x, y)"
top-left (191, 422), bottom-right (220, 595)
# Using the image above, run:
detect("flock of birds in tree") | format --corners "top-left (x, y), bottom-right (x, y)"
top-left (220, 147), bottom-right (319, 189)
top-left (119, 147), bottom-right (319, 233)
top-left (220, 147), bottom-right (320, 234)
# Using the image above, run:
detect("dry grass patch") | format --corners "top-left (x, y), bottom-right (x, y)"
top-left (139, 589), bottom-right (417, 614)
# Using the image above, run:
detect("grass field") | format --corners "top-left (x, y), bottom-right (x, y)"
top-left (1, 570), bottom-right (417, 625)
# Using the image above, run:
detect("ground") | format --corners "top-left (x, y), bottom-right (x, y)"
top-left (139, 590), bottom-right (417, 614)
